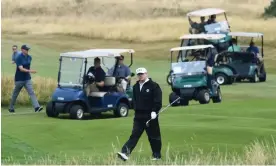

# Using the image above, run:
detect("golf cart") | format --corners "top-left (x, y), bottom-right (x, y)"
top-left (46, 49), bottom-right (135, 120)
top-left (213, 32), bottom-right (266, 84)
top-left (166, 33), bottom-right (233, 85)
top-left (186, 8), bottom-right (231, 35)
top-left (168, 45), bottom-right (222, 106)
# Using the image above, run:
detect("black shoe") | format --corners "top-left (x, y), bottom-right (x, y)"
top-left (35, 106), bottom-right (43, 112)
top-left (9, 109), bottom-right (15, 113)
top-left (152, 153), bottom-right (161, 160)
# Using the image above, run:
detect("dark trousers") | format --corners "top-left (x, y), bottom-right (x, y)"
top-left (207, 74), bottom-right (214, 92)
top-left (121, 117), bottom-right (162, 158)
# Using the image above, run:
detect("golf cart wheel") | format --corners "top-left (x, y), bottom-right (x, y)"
top-left (114, 103), bottom-right (129, 117)
top-left (212, 88), bottom-right (222, 103)
top-left (169, 92), bottom-right (181, 107)
top-left (259, 72), bottom-right (266, 82)
top-left (69, 105), bottom-right (84, 120)
top-left (46, 101), bottom-right (59, 118)
top-left (166, 73), bottom-right (172, 85)
top-left (215, 73), bottom-right (228, 85)
top-left (250, 70), bottom-right (259, 83)
top-left (259, 65), bottom-right (266, 82)
top-left (198, 89), bottom-right (210, 104)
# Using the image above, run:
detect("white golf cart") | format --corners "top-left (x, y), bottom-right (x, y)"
top-left (186, 8), bottom-right (231, 34)
top-left (168, 44), bottom-right (222, 106)
top-left (166, 33), bottom-right (230, 85)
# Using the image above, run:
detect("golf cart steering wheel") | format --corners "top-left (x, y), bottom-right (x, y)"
top-left (191, 49), bottom-right (203, 61)
top-left (83, 72), bottom-right (95, 84)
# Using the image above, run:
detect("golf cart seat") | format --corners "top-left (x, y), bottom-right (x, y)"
top-left (104, 76), bottom-right (116, 86)
top-left (89, 77), bottom-right (116, 97)
top-left (240, 45), bottom-right (262, 52)
top-left (89, 92), bottom-right (107, 97)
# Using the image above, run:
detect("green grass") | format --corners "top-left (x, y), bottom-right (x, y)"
top-left (2, 34), bottom-right (276, 164)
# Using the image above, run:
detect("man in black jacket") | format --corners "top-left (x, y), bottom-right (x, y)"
top-left (117, 67), bottom-right (162, 161)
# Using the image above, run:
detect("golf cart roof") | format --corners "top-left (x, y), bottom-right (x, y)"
top-left (187, 8), bottom-right (226, 17)
top-left (170, 45), bottom-right (214, 52)
top-left (60, 49), bottom-right (135, 58)
top-left (228, 32), bottom-right (263, 38)
top-left (180, 34), bottom-right (226, 40)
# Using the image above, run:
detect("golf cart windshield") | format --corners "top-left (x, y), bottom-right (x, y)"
top-left (59, 57), bottom-right (85, 87)
top-left (171, 61), bottom-right (206, 75)
top-left (177, 47), bottom-right (215, 62)
top-left (59, 56), bottom-right (116, 88)
top-left (204, 21), bottom-right (230, 34)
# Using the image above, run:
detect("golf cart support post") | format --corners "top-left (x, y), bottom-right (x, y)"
top-left (46, 49), bottom-right (135, 120)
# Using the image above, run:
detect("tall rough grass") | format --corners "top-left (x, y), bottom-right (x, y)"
top-left (2, 137), bottom-right (276, 165)
top-left (2, 0), bottom-right (275, 43)
top-left (1, 0), bottom-right (270, 18)
top-left (1, 75), bottom-right (56, 106)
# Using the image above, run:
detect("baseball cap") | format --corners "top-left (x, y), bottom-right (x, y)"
top-left (136, 67), bottom-right (147, 74)
top-left (21, 44), bottom-right (30, 50)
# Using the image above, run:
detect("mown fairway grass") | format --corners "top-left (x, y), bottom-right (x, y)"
top-left (1, 1), bottom-right (276, 163)
top-left (1, 34), bottom-right (276, 164)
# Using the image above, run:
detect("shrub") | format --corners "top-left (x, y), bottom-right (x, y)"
top-left (1, 75), bottom-right (56, 106)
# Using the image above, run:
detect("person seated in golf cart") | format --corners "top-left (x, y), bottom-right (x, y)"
top-left (206, 15), bottom-right (217, 24)
top-left (188, 16), bottom-right (207, 34)
top-left (246, 41), bottom-right (263, 64)
top-left (107, 55), bottom-right (131, 92)
top-left (246, 41), bottom-right (259, 54)
top-left (85, 57), bottom-right (106, 95)
top-left (227, 38), bottom-right (241, 52)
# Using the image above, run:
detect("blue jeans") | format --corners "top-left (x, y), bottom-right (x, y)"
top-left (9, 80), bottom-right (40, 110)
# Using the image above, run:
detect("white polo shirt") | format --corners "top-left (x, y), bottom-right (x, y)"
top-left (139, 78), bottom-right (149, 91)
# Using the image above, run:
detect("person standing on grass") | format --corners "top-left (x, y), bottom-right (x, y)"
top-left (117, 67), bottom-right (163, 161)
top-left (8, 44), bottom-right (43, 113)
top-left (11, 45), bottom-right (20, 64)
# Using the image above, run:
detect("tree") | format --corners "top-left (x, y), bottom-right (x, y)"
top-left (264, 0), bottom-right (276, 17)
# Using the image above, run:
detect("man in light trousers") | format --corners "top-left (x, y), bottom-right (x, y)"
top-left (9, 44), bottom-right (43, 113)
